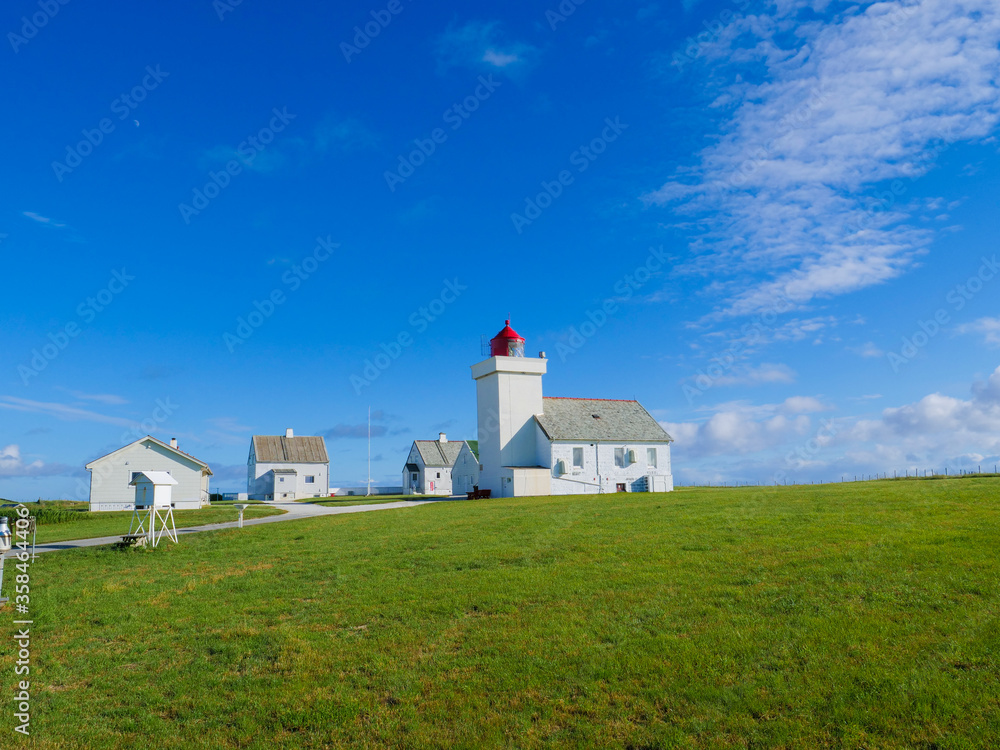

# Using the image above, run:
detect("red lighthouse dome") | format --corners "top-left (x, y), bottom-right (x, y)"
top-left (490, 320), bottom-right (525, 357)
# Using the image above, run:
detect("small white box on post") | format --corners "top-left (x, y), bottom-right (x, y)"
top-left (129, 471), bottom-right (179, 547)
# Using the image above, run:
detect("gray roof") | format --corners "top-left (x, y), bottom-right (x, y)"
top-left (252, 435), bottom-right (328, 463)
top-left (534, 398), bottom-right (674, 443)
top-left (413, 440), bottom-right (465, 467)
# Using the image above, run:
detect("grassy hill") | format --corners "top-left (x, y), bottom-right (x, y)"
top-left (2, 479), bottom-right (999, 748)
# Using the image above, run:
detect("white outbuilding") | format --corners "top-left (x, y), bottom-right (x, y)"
top-left (451, 440), bottom-right (480, 496)
top-left (85, 436), bottom-right (212, 512)
top-left (401, 433), bottom-right (467, 496)
top-left (472, 320), bottom-right (674, 498)
top-left (129, 470), bottom-right (178, 508)
top-left (248, 429), bottom-right (329, 501)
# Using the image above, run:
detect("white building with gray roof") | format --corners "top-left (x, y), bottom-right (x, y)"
top-left (402, 433), bottom-right (468, 495)
top-left (535, 398), bottom-right (674, 495)
top-left (85, 436), bottom-right (212, 512)
top-left (471, 321), bottom-right (674, 497)
top-left (248, 428), bottom-right (329, 501)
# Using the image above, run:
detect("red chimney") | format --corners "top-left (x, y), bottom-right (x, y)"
top-left (489, 320), bottom-right (525, 357)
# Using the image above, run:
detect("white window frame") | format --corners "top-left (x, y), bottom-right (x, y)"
top-left (647, 448), bottom-right (657, 468)
top-left (572, 447), bottom-right (584, 469)
top-left (614, 447), bottom-right (625, 468)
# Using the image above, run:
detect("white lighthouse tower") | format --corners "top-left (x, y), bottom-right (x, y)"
top-left (471, 321), bottom-right (550, 497)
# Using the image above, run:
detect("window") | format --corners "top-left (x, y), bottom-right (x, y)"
top-left (279, 477), bottom-right (284, 483)
top-left (614, 448), bottom-right (625, 468)
top-left (572, 448), bottom-right (584, 469)
top-left (305, 476), bottom-right (315, 484)
top-left (647, 448), bottom-right (657, 468)
top-left (436, 472), bottom-right (441, 478)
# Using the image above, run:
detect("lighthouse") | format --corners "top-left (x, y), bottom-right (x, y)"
top-left (471, 321), bottom-right (550, 497)
top-left (467, 320), bottom-right (675, 498)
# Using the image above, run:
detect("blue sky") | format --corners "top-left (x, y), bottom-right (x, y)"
top-left (2, 0), bottom-right (1000, 499)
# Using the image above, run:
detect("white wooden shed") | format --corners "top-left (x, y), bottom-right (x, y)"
top-left (129, 470), bottom-right (178, 508)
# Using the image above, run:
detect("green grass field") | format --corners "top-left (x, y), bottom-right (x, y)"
top-left (15, 502), bottom-right (286, 544)
top-left (2, 479), bottom-right (999, 748)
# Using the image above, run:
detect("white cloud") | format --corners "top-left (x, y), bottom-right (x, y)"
top-left (0, 444), bottom-right (71, 478)
top-left (848, 341), bottom-right (884, 358)
top-left (664, 410), bottom-right (812, 457)
top-left (482, 49), bottom-right (520, 67)
top-left (0, 396), bottom-right (136, 428)
top-left (665, 396), bottom-right (827, 458)
top-left (435, 21), bottom-right (537, 73)
top-left (957, 317), bottom-right (1000, 346)
top-left (21, 211), bottom-right (66, 227)
top-left (780, 396), bottom-right (830, 414)
top-left (713, 361), bottom-right (797, 386)
top-left (666, 366), bottom-right (1000, 483)
top-left (646, 0), bottom-right (1000, 316)
top-left (56, 388), bottom-right (129, 406)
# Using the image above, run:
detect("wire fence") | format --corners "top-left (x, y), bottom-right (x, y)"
top-left (679, 465), bottom-right (1000, 488)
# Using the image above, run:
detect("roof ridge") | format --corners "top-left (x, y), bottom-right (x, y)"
top-left (543, 396), bottom-right (637, 402)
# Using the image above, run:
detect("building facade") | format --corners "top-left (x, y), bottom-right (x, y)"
top-left (471, 321), bottom-right (674, 498)
top-left (85, 436), bottom-right (212, 512)
top-left (402, 434), bottom-right (466, 495)
top-left (451, 440), bottom-right (480, 495)
top-left (248, 429), bottom-right (329, 501)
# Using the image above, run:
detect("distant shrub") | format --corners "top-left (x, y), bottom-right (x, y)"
top-left (32, 507), bottom-right (87, 525)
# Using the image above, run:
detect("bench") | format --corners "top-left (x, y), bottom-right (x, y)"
top-left (466, 489), bottom-right (492, 500)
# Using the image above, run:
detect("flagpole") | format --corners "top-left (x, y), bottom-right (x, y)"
top-left (367, 406), bottom-right (371, 497)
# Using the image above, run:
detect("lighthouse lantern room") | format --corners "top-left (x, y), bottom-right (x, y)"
top-left (489, 320), bottom-right (525, 358)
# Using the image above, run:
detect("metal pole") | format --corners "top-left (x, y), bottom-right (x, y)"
top-left (367, 405), bottom-right (371, 497)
